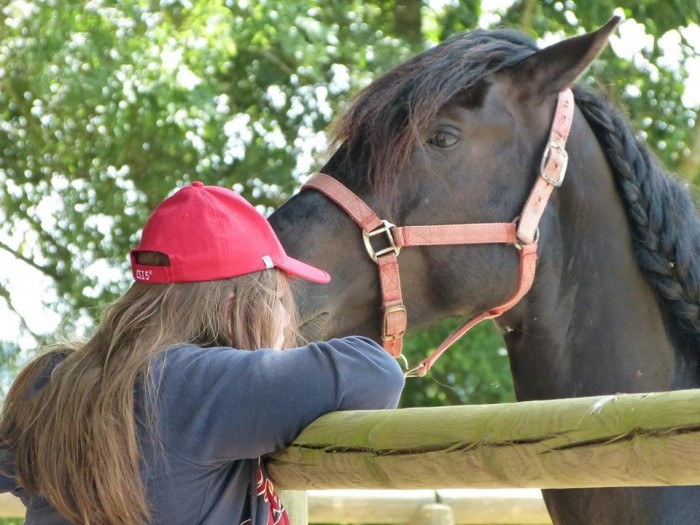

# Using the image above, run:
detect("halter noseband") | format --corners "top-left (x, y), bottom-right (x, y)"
top-left (301, 88), bottom-right (574, 377)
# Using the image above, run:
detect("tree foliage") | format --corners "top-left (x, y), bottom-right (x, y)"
top-left (1, 0), bottom-right (699, 404)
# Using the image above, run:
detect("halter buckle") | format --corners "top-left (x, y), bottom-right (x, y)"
top-left (363, 220), bottom-right (401, 262)
top-left (540, 140), bottom-right (568, 187)
top-left (382, 304), bottom-right (407, 341)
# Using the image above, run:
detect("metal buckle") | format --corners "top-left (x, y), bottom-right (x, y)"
top-left (540, 140), bottom-right (568, 187)
top-left (363, 220), bottom-right (401, 262)
top-left (382, 304), bottom-right (407, 341)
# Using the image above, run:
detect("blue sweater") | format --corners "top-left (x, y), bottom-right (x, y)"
top-left (0, 336), bottom-right (405, 524)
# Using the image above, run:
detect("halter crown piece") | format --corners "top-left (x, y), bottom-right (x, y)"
top-left (302, 88), bottom-right (575, 377)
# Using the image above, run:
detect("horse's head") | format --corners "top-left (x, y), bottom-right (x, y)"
top-left (270, 18), bottom-right (619, 345)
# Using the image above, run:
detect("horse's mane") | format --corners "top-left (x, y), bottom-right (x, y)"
top-left (573, 86), bottom-right (700, 344)
top-left (330, 29), bottom-right (538, 197)
top-left (331, 28), bottom-right (700, 345)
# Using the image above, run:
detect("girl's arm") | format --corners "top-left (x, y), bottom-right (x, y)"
top-left (155, 336), bottom-right (404, 465)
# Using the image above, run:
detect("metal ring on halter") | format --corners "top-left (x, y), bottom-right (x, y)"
top-left (362, 220), bottom-right (401, 262)
top-left (512, 216), bottom-right (539, 251)
top-left (404, 362), bottom-right (426, 378)
top-left (513, 227), bottom-right (539, 251)
top-left (396, 353), bottom-right (409, 371)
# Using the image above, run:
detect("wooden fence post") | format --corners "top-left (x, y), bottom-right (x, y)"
top-left (280, 490), bottom-right (308, 525)
top-left (409, 504), bottom-right (454, 525)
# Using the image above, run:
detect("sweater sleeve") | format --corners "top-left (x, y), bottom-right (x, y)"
top-left (155, 336), bottom-right (404, 466)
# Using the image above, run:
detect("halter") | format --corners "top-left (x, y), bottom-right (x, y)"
top-left (301, 88), bottom-right (574, 377)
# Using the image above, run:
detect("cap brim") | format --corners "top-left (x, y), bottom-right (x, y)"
top-left (276, 256), bottom-right (331, 284)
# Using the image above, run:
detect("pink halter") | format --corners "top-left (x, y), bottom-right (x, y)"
top-left (302, 88), bottom-right (574, 376)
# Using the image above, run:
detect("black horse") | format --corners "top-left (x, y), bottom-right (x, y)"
top-left (270, 18), bottom-right (700, 524)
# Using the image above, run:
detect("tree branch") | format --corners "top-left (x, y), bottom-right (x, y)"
top-left (0, 238), bottom-right (55, 278)
top-left (2, 206), bottom-right (69, 280)
top-left (521, 0), bottom-right (536, 33)
top-left (394, 0), bottom-right (422, 46)
top-left (0, 281), bottom-right (43, 342)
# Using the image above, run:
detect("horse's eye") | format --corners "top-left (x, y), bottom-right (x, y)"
top-left (427, 130), bottom-right (459, 148)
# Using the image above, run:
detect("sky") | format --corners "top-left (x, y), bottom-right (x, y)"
top-left (2, 2), bottom-right (700, 355)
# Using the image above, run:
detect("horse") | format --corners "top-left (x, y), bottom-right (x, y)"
top-left (269, 17), bottom-right (700, 524)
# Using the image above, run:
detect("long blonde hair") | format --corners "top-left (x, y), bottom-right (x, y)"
top-left (0, 255), bottom-right (296, 524)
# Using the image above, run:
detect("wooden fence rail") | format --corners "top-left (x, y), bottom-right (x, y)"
top-left (269, 389), bottom-right (700, 490)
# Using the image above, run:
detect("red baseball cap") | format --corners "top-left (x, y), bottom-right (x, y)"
top-left (130, 182), bottom-right (330, 284)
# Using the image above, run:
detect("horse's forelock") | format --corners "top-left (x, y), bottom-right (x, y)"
top-left (329, 29), bottom-right (537, 202)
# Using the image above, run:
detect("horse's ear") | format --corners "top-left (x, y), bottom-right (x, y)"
top-left (513, 16), bottom-right (621, 94)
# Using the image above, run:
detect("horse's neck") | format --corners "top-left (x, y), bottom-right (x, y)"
top-left (500, 120), bottom-right (686, 401)
top-left (502, 248), bottom-right (677, 400)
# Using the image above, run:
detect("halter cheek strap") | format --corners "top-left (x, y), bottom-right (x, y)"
top-left (301, 88), bottom-right (574, 377)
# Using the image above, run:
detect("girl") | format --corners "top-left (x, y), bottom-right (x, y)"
top-left (0, 182), bottom-right (405, 524)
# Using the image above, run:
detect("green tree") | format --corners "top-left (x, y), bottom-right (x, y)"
top-left (1, 0), bottom-right (698, 405)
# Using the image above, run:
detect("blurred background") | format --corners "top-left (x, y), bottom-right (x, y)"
top-left (1, 0), bottom-right (699, 408)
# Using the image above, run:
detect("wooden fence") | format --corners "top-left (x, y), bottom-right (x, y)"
top-left (3, 389), bottom-right (700, 524)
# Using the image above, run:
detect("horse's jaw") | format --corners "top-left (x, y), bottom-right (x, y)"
top-left (297, 311), bottom-right (330, 343)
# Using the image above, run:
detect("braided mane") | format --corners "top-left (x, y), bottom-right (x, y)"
top-left (573, 85), bottom-right (700, 345)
